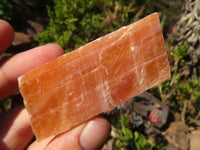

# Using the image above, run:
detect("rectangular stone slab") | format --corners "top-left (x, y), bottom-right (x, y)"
top-left (18, 13), bottom-right (171, 141)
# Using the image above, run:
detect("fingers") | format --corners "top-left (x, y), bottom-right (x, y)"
top-left (79, 117), bottom-right (111, 150)
top-left (0, 44), bottom-right (65, 99)
top-left (28, 116), bottom-right (111, 150)
top-left (26, 136), bottom-right (54, 150)
top-left (45, 116), bottom-right (111, 150)
top-left (0, 108), bottom-right (111, 150)
top-left (0, 20), bottom-right (14, 55)
top-left (0, 106), bottom-right (34, 150)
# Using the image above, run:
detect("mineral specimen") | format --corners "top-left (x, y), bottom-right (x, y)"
top-left (18, 13), bottom-right (171, 140)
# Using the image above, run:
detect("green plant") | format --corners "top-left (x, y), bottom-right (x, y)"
top-left (134, 131), bottom-right (164, 150)
top-left (171, 45), bottom-right (189, 61)
top-left (36, 0), bottom-right (173, 52)
top-left (114, 114), bottom-right (134, 149)
top-left (36, 0), bottom-right (125, 51)
top-left (0, 0), bottom-right (13, 21)
top-left (111, 113), bottom-right (164, 150)
top-left (0, 98), bottom-right (12, 116)
top-left (176, 80), bottom-right (200, 115)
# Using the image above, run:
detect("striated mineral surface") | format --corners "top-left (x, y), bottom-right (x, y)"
top-left (18, 12), bottom-right (171, 141)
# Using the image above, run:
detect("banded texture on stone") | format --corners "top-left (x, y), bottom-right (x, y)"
top-left (18, 13), bottom-right (171, 141)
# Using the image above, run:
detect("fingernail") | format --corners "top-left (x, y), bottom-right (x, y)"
top-left (79, 117), bottom-right (111, 150)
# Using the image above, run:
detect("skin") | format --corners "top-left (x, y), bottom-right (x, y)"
top-left (0, 20), bottom-right (111, 150)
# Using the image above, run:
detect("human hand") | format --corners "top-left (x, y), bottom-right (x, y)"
top-left (0, 20), bottom-right (111, 150)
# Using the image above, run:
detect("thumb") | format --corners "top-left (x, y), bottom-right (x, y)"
top-left (44, 116), bottom-right (111, 150)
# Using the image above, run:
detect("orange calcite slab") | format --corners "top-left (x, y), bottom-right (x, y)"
top-left (18, 13), bottom-right (171, 141)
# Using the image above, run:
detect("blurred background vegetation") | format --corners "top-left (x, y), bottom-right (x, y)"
top-left (1, 0), bottom-right (200, 149)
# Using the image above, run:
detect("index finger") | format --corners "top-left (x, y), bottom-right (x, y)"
top-left (0, 44), bottom-right (65, 100)
top-left (0, 20), bottom-right (14, 54)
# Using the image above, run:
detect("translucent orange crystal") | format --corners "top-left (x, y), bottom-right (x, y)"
top-left (18, 13), bottom-right (171, 141)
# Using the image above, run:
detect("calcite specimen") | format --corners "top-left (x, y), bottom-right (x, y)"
top-left (18, 13), bottom-right (171, 141)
